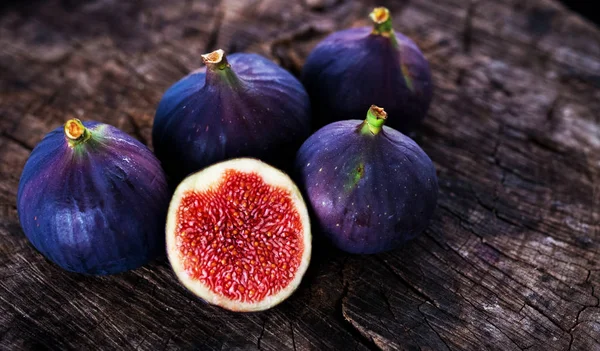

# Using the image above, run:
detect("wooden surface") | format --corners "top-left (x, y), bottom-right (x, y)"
top-left (1, 0), bottom-right (599, 350)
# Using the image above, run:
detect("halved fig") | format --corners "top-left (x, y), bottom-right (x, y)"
top-left (166, 158), bottom-right (311, 312)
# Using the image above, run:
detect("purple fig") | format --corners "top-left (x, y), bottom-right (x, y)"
top-left (302, 7), bottom-right (433, 133)
top-left (17, 119), bottom-right (170, 275)
top-left (295, 105), bottom-right (438, 254)
top-left (152, 49), bottom-right (311, 184)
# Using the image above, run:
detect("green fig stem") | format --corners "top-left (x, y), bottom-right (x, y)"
top-left (370, 7), bottom-right (398, 47)
top-left (64, 118), bottom-right (91, 146)
top-left (202, 49), bottom-right (243, 87)
top-left (360, 105), bottom-right (387, 136)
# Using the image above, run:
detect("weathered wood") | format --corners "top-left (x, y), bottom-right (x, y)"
top-left (1, 0), bottom-right (599, 350)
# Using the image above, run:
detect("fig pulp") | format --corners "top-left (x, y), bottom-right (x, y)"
top-left (17, 119), bottom-right (170, 274)
top-left (153, 49), bottom-right (311, 184)
top-left (302, 7), bottom-right (433, 133)
top-left (166, 158), bottom-right (311, 311)
top-left (295, 106), bottom-right (438, 254)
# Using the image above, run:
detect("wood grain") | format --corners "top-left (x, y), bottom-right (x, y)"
top-left (1, 0), bottom-right (599, 350)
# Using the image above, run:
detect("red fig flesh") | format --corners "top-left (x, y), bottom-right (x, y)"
top-left (166, 158), bottom-right (311, 311)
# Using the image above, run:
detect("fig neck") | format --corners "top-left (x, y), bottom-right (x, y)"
top-left (359, 105), bottom-right (387, 136)
top-left (202, 49), bottom-right (244, 88)
top-left (369, 7), bottom-right (398, 47)
top-left (64, 118), bottom-right (92, 147)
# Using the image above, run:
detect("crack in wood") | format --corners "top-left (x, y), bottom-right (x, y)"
top-left (462, 0), bottom-right (478, 53)
top-left (413, 229), bottom-right (587, 349)
top-left (257, 318), bottom-right (267, 350)
top-left (374, 256), bottom-right (438, 308)
top-left (0, 133), bottom-right (34, 151)
top-left (418, 302), bottom-right (451, 351)
top-left (160, 325), bottom-right (188, 351)
top-left (135, 333), bottom-right (148, 351)
top-left (335, 260), bottom-right (383, 351)
top-left (472, 251), bottom-right (570, 334)
top-left (289, 321), bottom-right (297, 351)
top-left (377, 289), bottom-right (397, 322)
top-left (437, 202), bottom-right (591, 334)
top-left (457, 287), bottom-right (523, 348)
top-left (339, 306), bottom-right (383, 351)
top-left (486, 317), bottom-right (529, 350)
top-left (418, 234), bottom-right (524, 314)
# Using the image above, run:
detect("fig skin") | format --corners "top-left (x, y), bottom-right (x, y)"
top-left (153, 49), bottom-right (311, 184)
top-left (295, 106), bottom-right (438, 254)
top-left (301, 7), bottom-right (433, 134)
top-left (17, 119), bottom-right (170, 275)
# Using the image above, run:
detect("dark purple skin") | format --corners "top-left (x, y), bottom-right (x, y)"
top-left (302, 26), bottom-right (433, 134)
top-left (295, 116), bottom-right (438, 254)
top-left (17, 120), bottom-right (170, 275)
top-left (152, 51), bottom-right (311, 184)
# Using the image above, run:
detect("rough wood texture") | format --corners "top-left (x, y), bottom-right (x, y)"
top-left (1, 0), bottom-right (599, 350)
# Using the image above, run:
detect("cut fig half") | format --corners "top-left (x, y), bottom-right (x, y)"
top-left (166, 158), bottom-right (311, 312)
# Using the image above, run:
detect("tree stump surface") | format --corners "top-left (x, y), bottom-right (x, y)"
top-left (1, 0), bottom-right (599, 350)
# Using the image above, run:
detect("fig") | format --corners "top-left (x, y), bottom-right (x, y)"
top-left (166, 158), bottom-right (311, 312)
top-left (153, 49), bottom-right (311, 184)
top-left (17, 119), bottom-right (170, 275)
top-left (302, 7), bottom-right (433, 133)
top-left (295, 105), bottom-right (438, 254)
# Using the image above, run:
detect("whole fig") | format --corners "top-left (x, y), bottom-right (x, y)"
top-left (295, 105), bottom-right (438, 254)
top-left (17, 119), bottom-right (170, 274)
top-left (153, 49), bottom-right (311, 184)
top-left (302, 7), bottom-right (433, 133)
